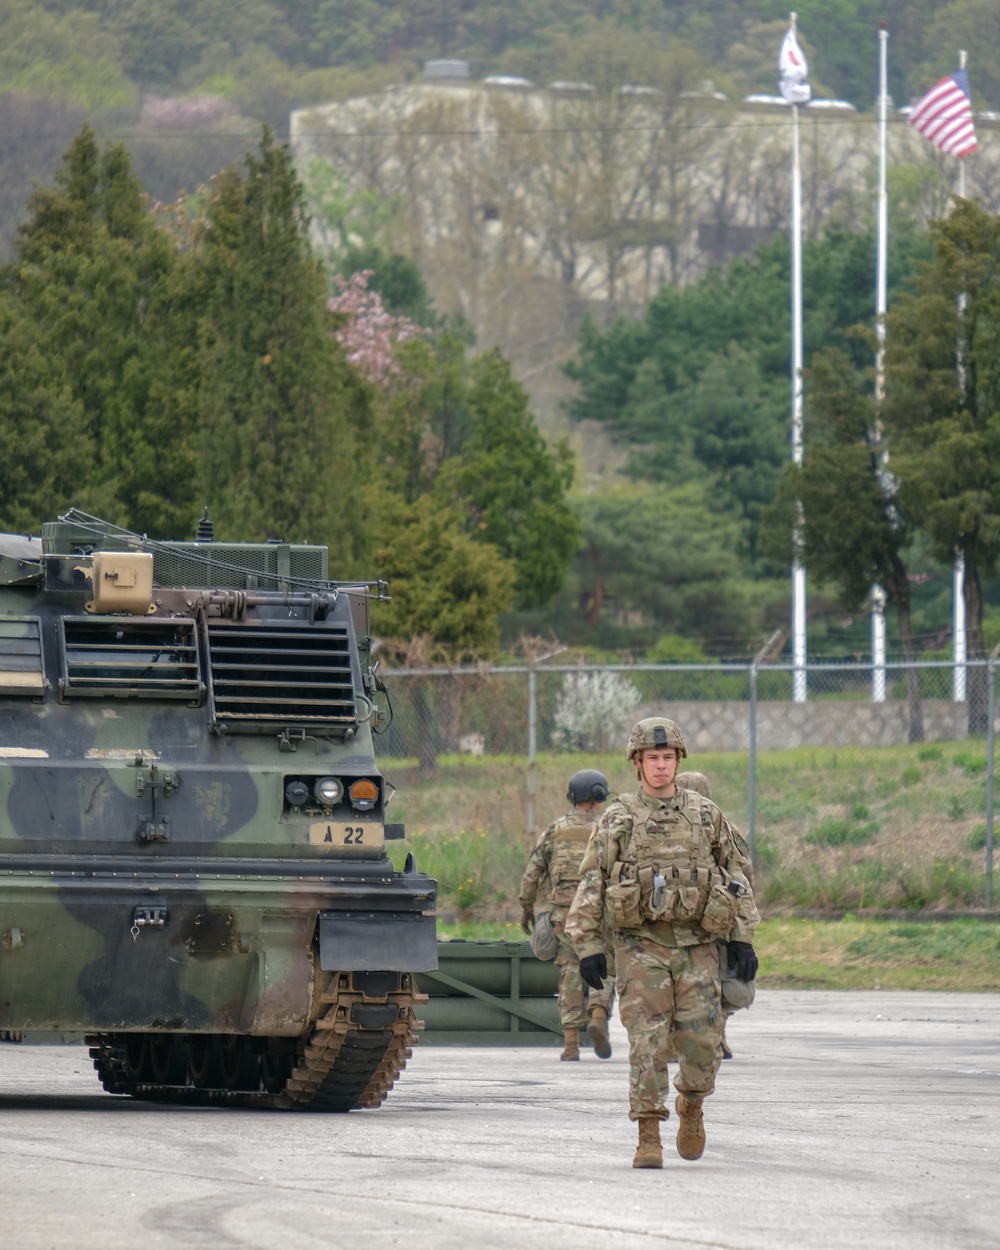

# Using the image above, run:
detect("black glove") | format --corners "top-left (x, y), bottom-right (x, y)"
top-left (579, 953), bottom-right (608, 990)
top-left (520, 907), bottom-right (534, 935)
top-left (728, 941), bottom-right (758, 982)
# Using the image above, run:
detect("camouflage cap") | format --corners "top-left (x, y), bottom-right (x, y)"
top-left (626, 717), bottom-right (687, 762)
top-left (677, 770), bottom-right (711, 799)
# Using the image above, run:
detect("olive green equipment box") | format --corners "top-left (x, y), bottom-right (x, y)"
top-left (417, 939), bottom-right (566, 1045)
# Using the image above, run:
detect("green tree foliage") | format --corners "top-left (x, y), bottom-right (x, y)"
top-left (187, 130), bottom-right (372, 560)
top-left (4, 0), bottom-right (135, 109)
top-left (361, 331), bottom-right (579, 616)
top-left (760, 347), bottom-right (925, 740)
top-left (881, 199), bottom-right (1000, 729)
top-left (566, 227), bottom-right (931, 565)
top-left (0, 120), bottom-right (571, 660)
top-left (369, 492), bottom-right (515, 657)
top-left (437, 351), bottom-right (580, 609)
top-left (569, 481), bottom-right (751, 652)
top-left (0, 293), bottom-right (90, 532)
top-left (2, 126), bottom-right (197, 534)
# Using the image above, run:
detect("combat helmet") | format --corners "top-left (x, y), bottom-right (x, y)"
top-left (626, 717), bottom-right (687, 762)
top-left (567, 768), bottom-right (610, 804)
top-left (677, 770), bottom-right (711, 799)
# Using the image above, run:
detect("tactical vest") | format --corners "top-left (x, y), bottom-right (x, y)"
top-left (546, 811), bottom-right (596, 907)
top-left (604, 789), bottom-right (744, 937)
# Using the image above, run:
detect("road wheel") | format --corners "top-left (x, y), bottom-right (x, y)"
top-left (187, 1036), bottom-right (224, 1089)
top-left (220, 1036), bottom-right (260, 1092)
top-left (260, 1040), bottom-right (293, 1094)
top-left (149, 1034), bottom-right (187, 1085)
top-left (124, 1035), bottom-right (154, 1082)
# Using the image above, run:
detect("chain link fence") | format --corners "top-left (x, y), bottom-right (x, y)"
top-left (377, 660), bottom-right (999, 911)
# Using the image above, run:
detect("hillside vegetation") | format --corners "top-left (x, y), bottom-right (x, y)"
top-left (4, 1), bottom-right (999, 257)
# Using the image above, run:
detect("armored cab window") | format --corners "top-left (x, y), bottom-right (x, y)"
top-left (0, 617), bottom-right (46, 696)
top-left (58, 618), bottom-right (203, 700)
top-left (205, 620), bottom-right (357, 735)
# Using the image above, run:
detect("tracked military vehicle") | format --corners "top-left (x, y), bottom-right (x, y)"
top-left (0, 510), bottom-right (436, 1109)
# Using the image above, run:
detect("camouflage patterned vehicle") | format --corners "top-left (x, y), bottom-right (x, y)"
top-left (0, 510), bottom-right (436, 1109)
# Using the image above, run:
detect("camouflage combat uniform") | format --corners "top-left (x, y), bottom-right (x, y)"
top-left (566, 787), bottom-right (758, 1120)
top-left (519, 809), bottom-right (615, 1030)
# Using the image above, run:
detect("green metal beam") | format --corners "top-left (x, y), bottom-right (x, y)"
top-left (425, 968), bottom-right (561, 1035)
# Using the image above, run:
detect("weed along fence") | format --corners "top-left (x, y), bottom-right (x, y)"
top-left (418, 940), bottom-right (562, 1044)
top-left (380, 660), bottom-right (1000, 913)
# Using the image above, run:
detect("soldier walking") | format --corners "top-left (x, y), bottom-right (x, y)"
top-left (519, 769), bottom-right (616, 1061)
top-left (566, 718), bottom-right (758, 1167)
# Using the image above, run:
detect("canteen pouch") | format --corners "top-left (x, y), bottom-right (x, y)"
top-left (606, 862), bottom-right (643, 929)
top-left (700, 869), bottom-right (741, 937)
top-left (530, 909), bottom-right (560, 960)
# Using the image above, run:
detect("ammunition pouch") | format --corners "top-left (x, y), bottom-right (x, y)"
top-left (611, 860), bottom-right (742, 935)
top-left (700, 870), bottom-right (741, 936)
top-left (606, 862), bottom-right (643, 928)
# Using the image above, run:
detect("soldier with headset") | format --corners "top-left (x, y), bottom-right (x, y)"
top-left (519, 769), bottom-right (616, 1061)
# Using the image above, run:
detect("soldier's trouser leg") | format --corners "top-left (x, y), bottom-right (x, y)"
top-left (617, 939), bottom-right (722, 1121)
top-left (555, 947), bottom-right (586, 1031)
top-left (671, 942), bottom-right (723, 1100)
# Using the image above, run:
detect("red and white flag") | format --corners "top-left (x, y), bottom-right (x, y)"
top-left (778, 26), bottom-right (811, 104)
top-left (909, 69), bottom-right (978, 158)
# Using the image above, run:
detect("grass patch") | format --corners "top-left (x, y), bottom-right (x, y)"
top-left (966, 824), bottom-right (989, 850)
top-left (757, 917), bottom-right (1000, 990)
top-left (954, 751), bottom-right (988, 776)
top-left (805, 817), bottom-right (878, 847)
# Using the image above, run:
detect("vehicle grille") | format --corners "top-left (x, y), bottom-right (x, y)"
top-left (152, 544), bottom-right (328, 589)
top-left (206, 621), bottom-right (357, 732)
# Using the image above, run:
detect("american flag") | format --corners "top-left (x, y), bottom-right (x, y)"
top-left (909, 69), bottom-right (978, 158)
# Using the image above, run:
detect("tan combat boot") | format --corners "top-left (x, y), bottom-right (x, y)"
top-left (632, 1117), bottom-right (663, 1169)
top-left (560, 1028), bottom-right (580, 1061)
top-left (675, 1093), bottom-right (706, 1160)
top-left (586, 1007), bottom-right (612, 1059)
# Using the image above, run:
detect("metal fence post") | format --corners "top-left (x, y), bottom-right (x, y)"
top-left (746, 632), bottom-right (781, 869)
top-left (985, 645), bottom-right (1000, 909)
top-left (748, 660), bottom-right (758, 868)
top-left (527, 662), bottom-right (537, 838)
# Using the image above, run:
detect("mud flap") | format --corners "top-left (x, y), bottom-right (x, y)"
top-left (319, 911), bottom-right (438, 972)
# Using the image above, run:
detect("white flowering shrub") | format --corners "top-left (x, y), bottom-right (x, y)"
top-left (550, 671), bottom-right (641, 752)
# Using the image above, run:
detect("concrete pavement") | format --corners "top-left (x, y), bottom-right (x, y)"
top-left (0, 990), bottom-right (997, 1249)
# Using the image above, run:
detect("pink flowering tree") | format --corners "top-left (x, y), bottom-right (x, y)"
top-left (327, 270), bottom-right (418, 386)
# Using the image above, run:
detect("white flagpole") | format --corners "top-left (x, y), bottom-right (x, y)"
top-left (954, 48), bottom-right (968, 704)
top-left (871, 23), bottom-right (889, 702)
top-left (790, 12), bottom-right (807, 703)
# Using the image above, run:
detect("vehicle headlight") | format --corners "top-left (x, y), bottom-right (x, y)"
top-left (349, 779), bottom-right (379, 811)
top-left (285, 780), bottom-right (310, 807)
top-left (315, 776), bottom-right (343, 806)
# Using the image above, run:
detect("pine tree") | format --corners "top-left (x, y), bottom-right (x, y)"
top-left (4, 125), bottom-right (197, 535)
top-left (189, 129), bottom-right (372, 565)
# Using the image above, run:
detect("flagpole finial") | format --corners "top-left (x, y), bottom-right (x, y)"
top-left (960, 49), bottom-right (968, 70)
top-left (790, 11), bottom-right (797, 26)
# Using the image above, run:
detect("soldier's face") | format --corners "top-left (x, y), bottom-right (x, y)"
top-left (637, 747), bottom-right (679, 796)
